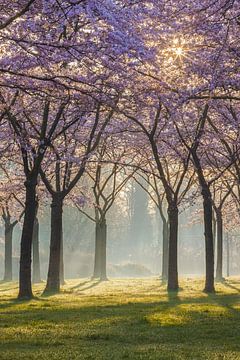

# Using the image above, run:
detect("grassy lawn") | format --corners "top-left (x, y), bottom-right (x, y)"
top-left (0, 277), bottom-right (240, 359)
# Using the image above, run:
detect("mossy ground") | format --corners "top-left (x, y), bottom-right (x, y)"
top-left (0, 277), bottom-right (240, 359)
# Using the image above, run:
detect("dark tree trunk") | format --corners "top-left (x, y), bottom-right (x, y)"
top-left (192, 150), bottom-right (215, 293)
top-left (32, 217), bottom-right (41, 283)
top-left (18, 179), bottom-right (37, 299)
top-left (202, 185), bottom-right (215, 293)
top-left (167, 204), bottom-right (179, 291)
top-left (93, 219), bottom-right (107, 281)
top-left (161, 219), bottom-right (169, 281)
top-left (44, 194), bottom-right (63, 294)
top-left (100, 219), bottom-right (107, 281)
top-left (60, 228), bottom-right (65, 285)
top-left (226, 233), bottom-right (230, 277)
top-left (92, 218), bottom-right (107, 281)
top-left (215, 210), bottom-right (224, 281)
top-left (3, 223), bottom-right (13, 282)
top-left (212, 214), bottom-right (216, 255)
top-left (93, 222), bottom-right (102, 278)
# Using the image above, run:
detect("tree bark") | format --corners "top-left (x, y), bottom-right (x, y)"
top-left (18, 179), bottom-right (37, 299)
top-left (100, 219), bottom-right (107, 281)
top-left (60, 228), bottom-right (65, 285)
top-left (44, 194), bottom-right (63, 293)
top-left (32, 217), bottom-right (41, 283)
top-left (202, 185), bottom-right (215, 292)
top-left (191, 149), bottom-right (215, 293)
top-left (212, 213), bottom-right (216, 255)
top-left (92, 218), bottom-right (107, 280)
top-left (3, 223), bottom-right (13, 282)
top-left (162, 218), bottom-right (169, 281)
top-left (215, 210), bottom-right (224, 281)
top-left (92, 222), bottom-right (102, 278)
top-left (167, 204), bottom-right (179, 291)
top-left (226, 233), bottom-right (230, 277)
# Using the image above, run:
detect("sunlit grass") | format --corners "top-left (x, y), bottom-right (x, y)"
top-left (0, 277), bottom-right (240, 359)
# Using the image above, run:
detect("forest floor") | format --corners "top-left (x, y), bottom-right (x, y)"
top-left (0, 277), bottom-right (240, 360)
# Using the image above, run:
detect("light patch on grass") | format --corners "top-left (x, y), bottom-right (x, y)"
top-left (1, 277), bottom-right (240, 359)
top-left (178, 303), bottom-right (230, 316)
top-left (147, 311), bottom-right (188, 326)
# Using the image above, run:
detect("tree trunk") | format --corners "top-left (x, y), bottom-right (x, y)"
top-left (167, 204), bottom-right (179, 291)
top-left (60, 228), bottom-right (65, 285)
top-left (44, 194), bottom-right (63, 294)
top-left (3, 223), bottom-right (13, 282)
top-left (226, 233), bottom-right (230, 277)
top-left (93, 219), bottom-right (108, 281)
top-left (215, 210), bottom-right (224, 281)
top-left (192, 151), bottom-right (215, 293)
top-left (18, 179), bottom-right (37, 299)
top-left (92, 222), bottom-right (102, 278)
top-left (161, 219), bottom-right (169, 281)
top-left (100, 219), bottom-right (107, 281)
top-left (202, 186), bottom-right (215, 293)
top-left (32, 217), bottom-right (41, 283)
top-left (212, 213), bottom-right (216, 255)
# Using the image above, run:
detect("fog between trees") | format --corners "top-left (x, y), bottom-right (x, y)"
top-left (1, 181), bottom-right (237, 282)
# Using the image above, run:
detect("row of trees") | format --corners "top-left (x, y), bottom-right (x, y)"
top-left (0, 0), bottom-right (239, 299)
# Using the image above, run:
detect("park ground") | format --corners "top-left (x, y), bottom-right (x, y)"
top-left (0, 277), bottom-right (240, 360)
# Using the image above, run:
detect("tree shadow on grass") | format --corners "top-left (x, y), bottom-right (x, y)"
top-left (0, 286), bottom-right (19, 292)
top-left (221, 279), bottom-right (240, 293)
top-left (1, 292), bottom-right (240, 360)
top-left (70, 279), bottom-right (101, 291)
top-left (0, 295), bottom-right (48, 310)
top-left (0, 298), bottom-right (23, 310)
top-left (167, 287), bottom-right (182, 303)
top-left (40, 279), bottom-right (102, 298)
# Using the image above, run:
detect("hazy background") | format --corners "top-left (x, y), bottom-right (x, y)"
top-left (0, 183), bottom-right (237, 280)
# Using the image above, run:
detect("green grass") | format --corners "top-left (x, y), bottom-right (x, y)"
top-left (0, 277), bottom-right (240, 359)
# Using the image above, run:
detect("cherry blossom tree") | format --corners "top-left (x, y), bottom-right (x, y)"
top-left (0, 0), bottom-right (240, 298)
top-left (212, 179), bottom-right (233, 281)
top-left (39, 101), bottom-right (117, 293)
top-left (0, 175), bottom-right (25, 282)
top-left (74, 137), bottom-right (137, 281)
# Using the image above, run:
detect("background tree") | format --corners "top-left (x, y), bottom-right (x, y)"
top-left (74, 137), bottom-right (137, 281)
top-left (0, 178), bottom-right (24, 282)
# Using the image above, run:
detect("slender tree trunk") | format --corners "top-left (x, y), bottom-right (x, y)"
top-left (100, 219), bottom-right (107, 281)
top-left (18, 179), bottom-right (37, 299)
top-left (161, 219), bottom-right (169, 281)
top-left (216, 210), bottom-right (224, 281)
top-left (92, 222), bottom-right (102, 278)
top-left (93, 219), bottom-right (108, 280)
top-left (3, 224), bottom-right (13, 282)
top-left (226, 233), bottom-right (230, 277)
top-left (32, 217), bottom-right (41, 283)
top-left (44, 194), bottom-right (63, 294)
top-left (167, 203), bottom-right (179, 291)
top-left (202, 185), bottom-right (215, 293)
top-left (60, 228), bottom-right (65, 285)
top-left (212, 213), bottom-right (216, 255)
top-left (192, 151), bottom-right (215, 293)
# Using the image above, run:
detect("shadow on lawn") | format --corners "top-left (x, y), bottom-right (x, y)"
top-left (167, 288), bottom-right (181, 303)
top-left (1, 291), bottom-right (240, 360)
top-left (222, 279), bottom-right (240, 294)
top-left (1, 280), bottom-right (240, 328)
top-left (1, 278), bottom-right (240, 360)
top-left (0, 296), bottom-right (46, 310)
top-left (0, 286), bottom-right (19, 292)
top-left (70, 279), bottom-right (102, 291)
